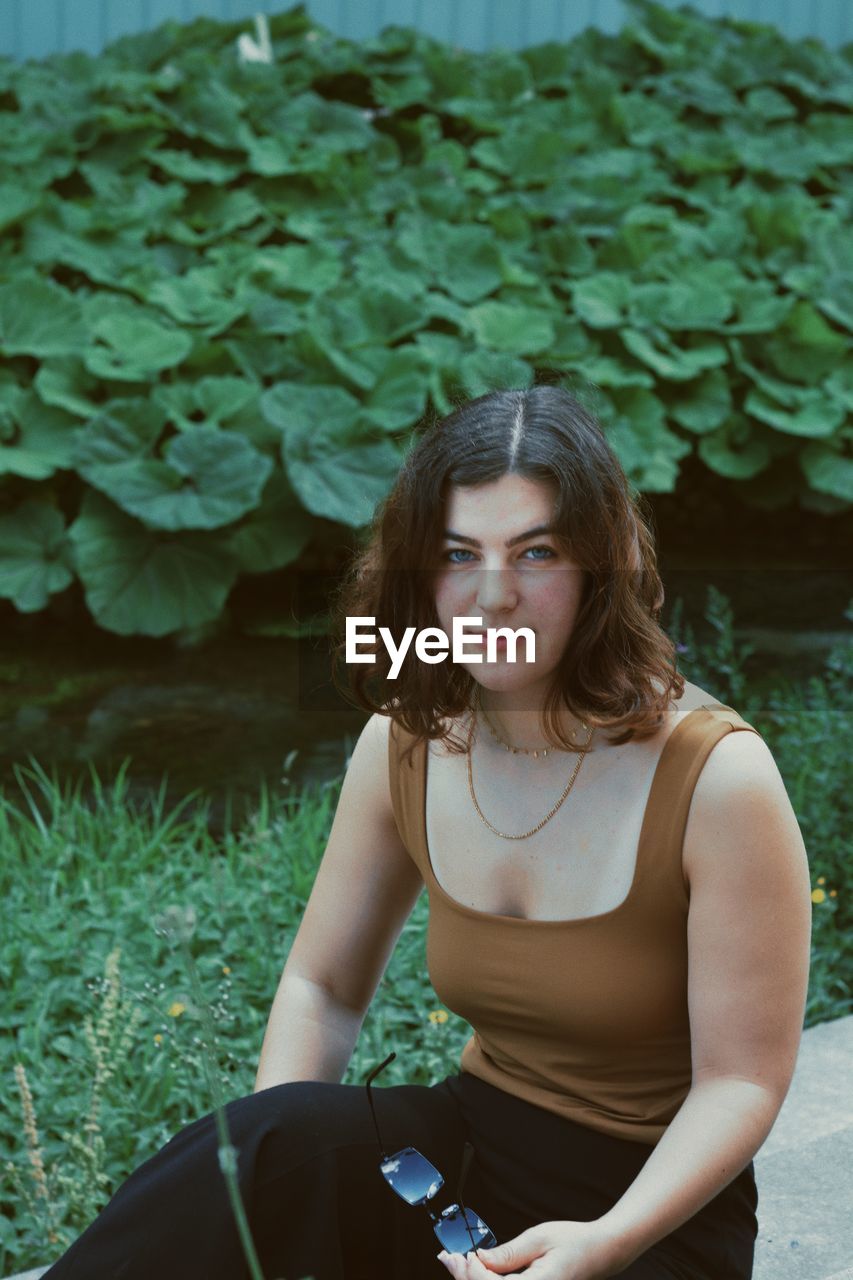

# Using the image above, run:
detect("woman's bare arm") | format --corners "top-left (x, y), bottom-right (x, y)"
top-left (254, 713), bottom-right (424, 1092)
top-left (592, 728), bottom-right (813, 1270)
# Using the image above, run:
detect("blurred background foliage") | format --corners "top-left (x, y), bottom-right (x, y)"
top-left (0, 0), bottom-right (851, 637)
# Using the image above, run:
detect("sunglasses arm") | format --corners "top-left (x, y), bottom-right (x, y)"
top-left (364, 1051), bottom-right (397, 1159)
top-left (457, 1141), bottom-right (480, 1254)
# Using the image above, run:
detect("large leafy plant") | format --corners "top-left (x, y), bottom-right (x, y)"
top-left (0, 0), bottom-right (850, 636)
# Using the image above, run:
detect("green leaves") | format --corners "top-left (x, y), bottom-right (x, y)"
top-left (69, 492), bottom-right (238, 637)
top-left (0, 0), bottom-right (850, 635)
top-left (0, 501), bottom-right (75, 611)
top-left (466, 302), bottom-right (556, 355)
top-left (75, 405), bottom-right (273, 530)
top-left (261, 382), bottom-right (405, 526)
top-left (84, 310), bottom-right (193, 381)
top-left (0, 278), bottom-right (85, 358)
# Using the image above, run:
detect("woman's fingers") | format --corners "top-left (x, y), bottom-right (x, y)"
top-left (474, 1227), bottom-right (545, 1272)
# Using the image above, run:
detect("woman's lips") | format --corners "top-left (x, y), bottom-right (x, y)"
top-left (472, 633), bottom-right (509, 648)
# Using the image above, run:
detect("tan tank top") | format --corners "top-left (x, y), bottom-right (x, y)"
top-left (388, 703), bottom-right (761, 1144)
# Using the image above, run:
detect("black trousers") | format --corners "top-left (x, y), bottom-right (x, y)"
top-left (42, 1071), bottom-right (758, 1280)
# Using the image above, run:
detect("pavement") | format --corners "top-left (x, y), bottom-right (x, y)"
top-left (7, 1015), bottom-right (853, 1280)
top-left (752, 1013), bottom-right (853, 1280)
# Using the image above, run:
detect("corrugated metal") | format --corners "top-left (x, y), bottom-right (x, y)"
top-left (3, 0), bottom-right (852, 62)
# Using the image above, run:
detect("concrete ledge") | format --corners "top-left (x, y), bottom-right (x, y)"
top-left (752, 1014), bottom-right (853, 1280)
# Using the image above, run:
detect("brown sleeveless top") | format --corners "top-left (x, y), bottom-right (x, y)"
top-left (388, 703), bottom-right (761, 1144)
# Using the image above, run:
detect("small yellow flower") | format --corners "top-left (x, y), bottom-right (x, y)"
top-left (811, 889), bottom-right (826, 905)
top-left (153, 1033), bottom-right (164, 1045)
top-left (168, 1001), bottom-right (187, 1018)
top-left (222, 966), bottom-right (231, 975)
top-left (428, 1009), bottom-right (449, 1024)
top-left (817, 876), bottom-right (826, 885)
top-left (830, 889), bottom-right (838, 898)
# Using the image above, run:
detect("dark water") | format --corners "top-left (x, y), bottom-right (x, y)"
top-left (1, 562), bottom-right (850, 827)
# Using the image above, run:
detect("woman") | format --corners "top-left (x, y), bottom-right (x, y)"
top-left (44, 386), bottom-right (811, 1280)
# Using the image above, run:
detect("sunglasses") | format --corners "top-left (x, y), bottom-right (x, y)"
top-left (364, 1052), bottom-right (498, 1256)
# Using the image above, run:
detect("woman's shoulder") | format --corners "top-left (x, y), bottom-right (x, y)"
top-left (672, 684), bottom-right (789, 856)
top-left (664, 681), bottom-right (758, 739)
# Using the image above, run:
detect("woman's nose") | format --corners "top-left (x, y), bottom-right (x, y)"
top-left (474, 567), bottom-right (519, 612)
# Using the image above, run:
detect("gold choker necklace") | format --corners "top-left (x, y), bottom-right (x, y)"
top-left (466, 686), bottom-right (594, 840)
top-left (479, 699), bottom-right (589, 759)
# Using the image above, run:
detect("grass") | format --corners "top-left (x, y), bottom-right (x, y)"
top-left (1, 589), bottom-right (851, 1274)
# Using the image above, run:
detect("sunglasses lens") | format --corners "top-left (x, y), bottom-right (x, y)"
top-left (380, 1146), bottom-right (444, 1206)
top-left (434, 1204), bottom-right (497, 1255)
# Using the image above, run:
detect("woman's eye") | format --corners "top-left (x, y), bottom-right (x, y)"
top-left (441, 545), bottom-right (556, 564)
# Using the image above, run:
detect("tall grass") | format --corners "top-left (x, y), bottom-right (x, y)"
top-left (1, 590), bottom-right (850, 1273)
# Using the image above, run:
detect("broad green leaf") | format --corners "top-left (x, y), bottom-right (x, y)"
top-left (228, 472), bottom-right (314, 574)
top-left (249, 243), bottom-right (343, 295)
top-left (745, 389), bottom-right (844, 439)
top-left (771, 301), bottom-right (849, 378)
top-left (0, 182), bottom-right (42, 233)
top-left (800, 443), bottom-right (853, 503)
top-left (574, 357), bottom-right (653, 389)
top-left (600, 389), bottom-right (691, 492)
top-left (394, 218), bottom-right (502, 303)
top-left (34, 358), bottom-right (102, 418)
top-left (248, 295), bottom-right (303, 337)
top-left (670, 370), bottom-right (732, 434)
top-left (631, 278), bottom-right (733, 331)
top-left (826, 363), bottom-right (853, 411)
top-left (472, 126), bottom-right (579, 185)
top-left (539, 226), bottom-right (595, 276)
top-left (0, 501), bottom-right (74, 612)
top-left (84, 311), bottom-right (193, 381)
top-left (620, 329), bottom-right (728, 381)
top-left (543, 317), bottom-right (596, 363)
top-left (69, 492), bottom-right (238, 637)
top-left (260, 382), bottom-right (361, 441)
top-left (153, 378), bottom-right (260, 429)
top-left (434, 225), bottom-right (505, 304)
top-left (0, 278), bottom-right (86, 357)
top-left (146, 271), bottom-right (247, 332)
top-left (153, 149), bottom-right (243, 183)
top-left (362, 349), bottom-right (431, 433)
top-left (742, 88), bottom-right (797, 122)
top-left (76, 412), bottom-right (272, 530)
top-left (165, 188), bottom-right (265, 246)
top-left (698, 419), bottom-right (771, 479)
top-left (158, 80), bottom-right (249, 149)
top-left (458, 350), bottom-right (533, 398)
top-left (572, 275), bottom-right (632, 329)
top-left (0, 390), bottom-right (82, 479)
top-left (725, 123), bottom-right (819, 182)
top-left (282, 416), bottom-right (405, 527)
top-left (725, 282), bottom-right (795, 335)
top-left (466, 301), bottom-right (555, 355)
top-left (293, 95), bottom-right (376, 153)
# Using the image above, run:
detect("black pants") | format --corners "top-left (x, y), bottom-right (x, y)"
top-left (43, 1071), bottom-right (758, 1279)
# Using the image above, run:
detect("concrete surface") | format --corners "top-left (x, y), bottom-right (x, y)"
top-left (7, 1016), bottom-right (853, 1280)
top-left (752, 1013), bottom-right (853, 1280)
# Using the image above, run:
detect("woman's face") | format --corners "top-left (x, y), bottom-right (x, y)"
top-left (433, 473), bottom-right (587, 702)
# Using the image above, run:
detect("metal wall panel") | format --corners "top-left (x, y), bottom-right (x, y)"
top-left (3, 0), bottom-right (851, 62)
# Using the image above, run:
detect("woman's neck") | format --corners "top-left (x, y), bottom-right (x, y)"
top-left (475, 686), bottom-right (590, 753)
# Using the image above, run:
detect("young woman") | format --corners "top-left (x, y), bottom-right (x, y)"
top-left (44, 386), bottom-right (811, 1280)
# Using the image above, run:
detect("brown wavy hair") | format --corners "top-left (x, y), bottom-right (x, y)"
top-left (329, 385), bottom-right (683, 764)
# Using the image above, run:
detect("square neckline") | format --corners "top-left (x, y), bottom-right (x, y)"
top-left (418, 703), bottom-right (726, 926)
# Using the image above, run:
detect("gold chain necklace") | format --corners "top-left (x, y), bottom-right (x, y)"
top-left (479, 702), bottom-right (589, 759)
top-left (465, 686), bottom-right (594, 840)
